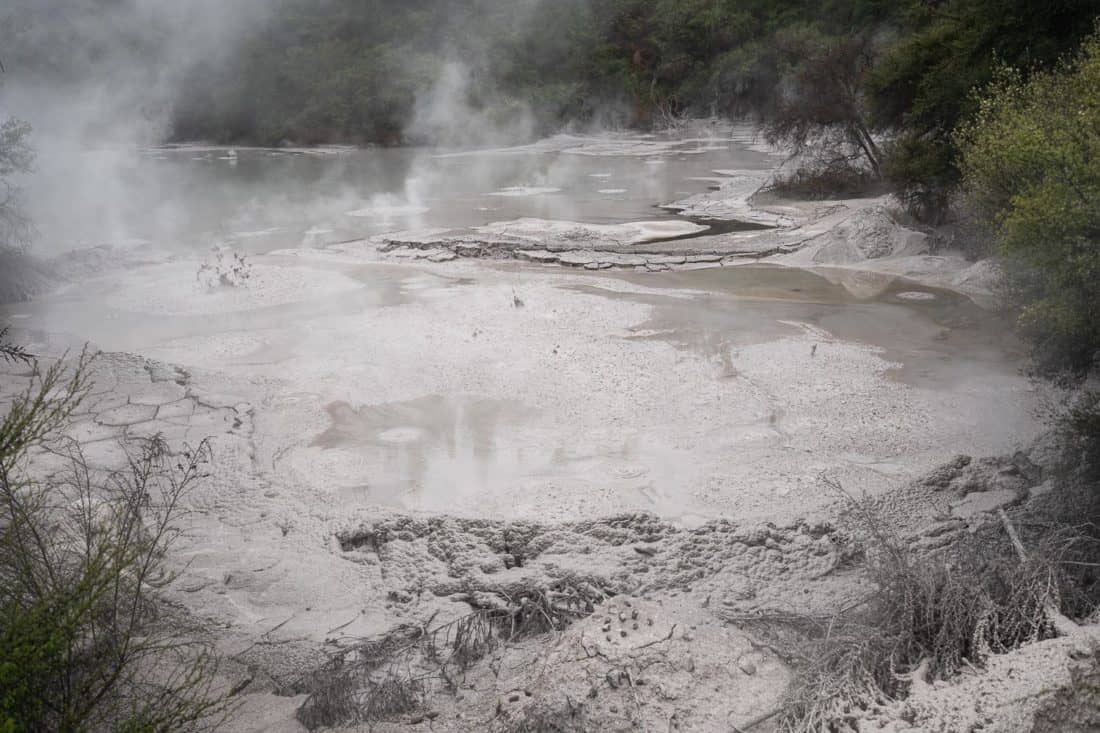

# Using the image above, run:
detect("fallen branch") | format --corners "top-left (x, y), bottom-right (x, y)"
top-left (730, 706), bottom-right (781, 732)
top-left (999, 508), bottom-right (1079, 636)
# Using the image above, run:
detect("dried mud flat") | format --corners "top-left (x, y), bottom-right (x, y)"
top-left (0, 263), bottom-right (1066, 733)
top-left (3, 345), bottom-right (1092, 732)
top-left (2, 128), bottom-right (1088, 732)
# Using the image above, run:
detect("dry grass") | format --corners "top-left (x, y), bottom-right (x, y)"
top-left (498, 699), bottom-right (591, 733)
top-left (292, 577), bottom-right (607, 730)
top-left (295, 667), bottom-right (426, 731)
top-left (768, 479), bottom-right (1100, 733)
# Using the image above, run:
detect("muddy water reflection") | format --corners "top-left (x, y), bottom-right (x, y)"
top-left (594, 265), bottom-right (1028, 389)
top-left (310, 394), bottom-right (703, 515)
top-left (316, 396), bottom-right (533, 506)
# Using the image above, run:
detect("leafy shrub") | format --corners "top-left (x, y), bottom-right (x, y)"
top-left (957, 31), bottom-right (1100, 374)
top-left (0, 336), bottom-right (229, 733)
top-left (881, 134), bottom-right (957, 223)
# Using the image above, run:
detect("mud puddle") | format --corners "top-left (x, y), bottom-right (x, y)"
top-left (308, 395), bottom-right (704, 516)
top-left (575, 265), bottom-right (1029, 391)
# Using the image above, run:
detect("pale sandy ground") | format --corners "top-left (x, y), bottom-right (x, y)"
top-left (0, 126), bottom-right (1075, 731)
top-left (9, 252), bottom-right (1041, 524)
top-left (0, 246), bottom-right (1049, 731)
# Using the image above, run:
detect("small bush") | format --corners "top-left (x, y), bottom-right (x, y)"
top-left (766, 163), bottom-right (881, 200)
top-left (0, 337), bottom-right (229, 733)
top-left (773, 479), bottom-right (1100, 733)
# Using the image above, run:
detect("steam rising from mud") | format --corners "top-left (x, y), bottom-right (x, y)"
top-left (0, 0), bottom-right (587, 256)
top-left (409, 61), bottom-right (537, 149)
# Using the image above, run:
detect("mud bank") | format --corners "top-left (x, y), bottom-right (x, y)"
top-left (4, 248), bottom-right (1041, 523)
top-left (368, 173), bottom-right (1001, 307)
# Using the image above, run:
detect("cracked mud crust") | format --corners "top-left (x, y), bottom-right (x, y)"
top-left (0, 325), bottom-right (1084, 733)
top-left (362, 194), bottom-right (1005, 307)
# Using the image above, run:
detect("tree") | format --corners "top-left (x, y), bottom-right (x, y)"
top-left (0, 337), bottom-right (230, 732)
top-left (957, 29), bottom-right (1100, 374)
top-left (0, 116), bottom-right (33, 252)
top-left (0, 66), bottom-right (38, 304)
top-left (764, 29), bottom-right (883, 183)
top-left (871, 0), bottom-right (1100, 219)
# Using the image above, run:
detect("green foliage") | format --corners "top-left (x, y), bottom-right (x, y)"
top-left (0, 118), bottom-right (34, 251)
top-left (880, 134), bottom-right (956, 223)
top-left (958, 31), bottom-right (1100, 373)
top-left (170, 0), bottom-right (600, 145)
top-left (871, 0), bottom-right (1100, 209)
top-left (0, 341), bottom-right (229, 732)
top-left (163, 0), bottom-right (909, 144)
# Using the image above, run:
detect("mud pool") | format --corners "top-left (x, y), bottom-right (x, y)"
top-left (5, 127), bottom-right (1039, 525)
top-left (26, 127), bottom-right (777, 257)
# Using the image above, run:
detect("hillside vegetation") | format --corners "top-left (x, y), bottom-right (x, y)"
top-left (167, 0), bottom-right (1100, 204)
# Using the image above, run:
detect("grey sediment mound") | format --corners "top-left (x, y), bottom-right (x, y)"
top-left (362, 196), bottom-right (1005, 305)
top-left (333, 512), bottom-right (850, 619)
top-left (258, 443), bottom-right (1100, 733)
top-left (372, 223), bottom-right (800, 272)
top-left (253, 513), bottom-right (855, 732)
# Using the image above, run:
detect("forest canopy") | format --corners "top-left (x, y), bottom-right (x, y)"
top-left (958, 30), bottom-right (1100, 373)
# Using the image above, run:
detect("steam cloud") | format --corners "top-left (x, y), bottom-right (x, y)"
top-left (0, 0), bottom-right (598, 255)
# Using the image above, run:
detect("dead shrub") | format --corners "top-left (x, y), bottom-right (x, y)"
top-left (293, 668), bottom-right (359, 731)
top-left (768, 479), bottom-right (1100, 733)
top-left (474, 579), bottom-right (603, 638)
top-left (295, 667), bottom-right (425, 731)
top-left (196, 248), bottom-right (252, 290)
top-left (765, 163), bottom-right (881, 200)
top-left (498, 699), bottom-right (591, 733)
top-left (292, 577), bottom-right (608, 730)
top-left (290, 623), bottom-right (426, 729)
top-left (425, 610), bottom-right (498, 685)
